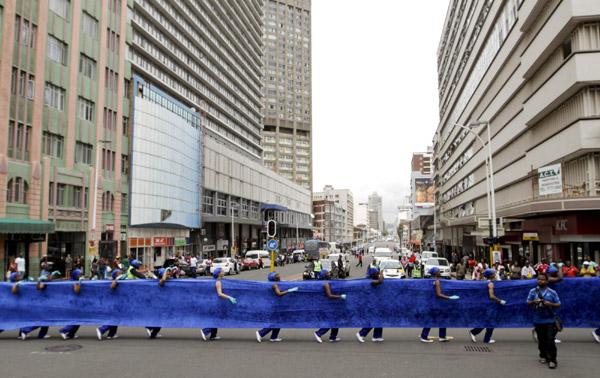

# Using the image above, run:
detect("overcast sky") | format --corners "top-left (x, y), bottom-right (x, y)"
top-left (311, 1), bottom-right (449, 224)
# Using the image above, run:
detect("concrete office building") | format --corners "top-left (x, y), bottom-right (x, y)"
top-left (313, 185), bottom-right (354, 243)
top-left (433, 0), bottom-right (600, 265)
top-left (368, 192), bottom-right (383, 231)
top-left (129, 0), bottom-right (312, 260)
top-left (411, 149), bottom-right (434, 248)
top-left (0, 0), bottom-right (132, 279)
top-left (261, 0), bottom-right (312, 191)
top-left (312, 199), bottom-right (344, 243)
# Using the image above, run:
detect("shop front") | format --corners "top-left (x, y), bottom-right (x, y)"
top-left (128, 228), bottom-right (192, 271)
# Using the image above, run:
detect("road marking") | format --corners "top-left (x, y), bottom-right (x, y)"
top-left (282, 273), bottom-right (303, 281)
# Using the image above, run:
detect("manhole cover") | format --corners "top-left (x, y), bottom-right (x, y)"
top-left (45, 345), bottom-right (83, 353)
top-left (463, 345), bottom-right (493, 353)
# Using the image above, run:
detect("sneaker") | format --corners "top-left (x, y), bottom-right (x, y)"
top-left (96, 328), bottom-right (102, 341)
top-left (532, 329), bottom-right (538, 342)
top-left (201, 331), bottom-right (207, 341)
top-left (314, 332), bottom-right (322, 343)
top-left (420, 338), bottom-right (433, 343)
top-left (107, 335), bottom-right (118, 340)
top-left (60, 332), bottom-right (67, 340)
top-left (72, 335), bottom-right (79, 339)
top-left (438, 337), bottom-right (450, 342)
top-left (256, 331), bottom-right (262, 343)
top-left (21, 333), bottom-right (27, 341)
top-left (269, 338), bottom-right (282, 342)
top-left (372, 338), bottom-right (384, 342)
top-left (469, 331), bottom-right (476, 343)
top-left (146, 328), bottom-right (152, 338)
top-left (485, 340), bottom-right (495, 344)
top-left (356, 333), bottom-right (365, 343)
top-left (548, 362), bottom-right (556, 369)
top-left (592, 331), bottom-right (600, 343)
top-left (210, 336), bottom-right (221, 340)
top-left (329, 337), bottom-right (341, 342)
top-left (554, 339), bottom-right (561, 344)
top-left (155, 334), bottom-right (162, 338)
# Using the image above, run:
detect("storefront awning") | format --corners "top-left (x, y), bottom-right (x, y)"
top-left (260, 204), bottom-right (288, 211)
top-left (0, 218), bottom-right (55, 234)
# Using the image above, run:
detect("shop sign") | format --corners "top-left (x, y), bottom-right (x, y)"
top-left (202, 245), bottom-right (216, 252)
top-left (105, 224), bottom-right (115, 232)
top-left (522, 232), bottom-right (539, 241)
top-left (175, 238), bottom-right (187, 246)
top-left (153, 237), bottom-right (168, 247)
top-left (120, 233), bottom-right (127, 241)
top-left (538, 164), bottom-right (562, 196)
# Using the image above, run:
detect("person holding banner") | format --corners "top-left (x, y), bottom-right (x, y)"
top-left (314, 270), bottom-right (346, 343)
top-left (356, 267), bottom-right (384, 343)
top-left (420, 267), bottom-right (459, 343)
top-left (201, 267), bottom-right (236, 341)
top-left (469, 269), bottom-right (506, 344)
top-left (256, 271), bottom-right (298, 343)
top-left (59, 269), bottom-right (85, 340)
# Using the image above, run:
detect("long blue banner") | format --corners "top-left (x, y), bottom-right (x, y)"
top-left (1, 278), bottom-right (599, 330)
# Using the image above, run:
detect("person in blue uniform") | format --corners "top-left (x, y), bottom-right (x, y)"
top-left (256, 271), bottom-right (298, 342)
top-left (527, 273), bottom-right (561, 369)
top-left (314, 270), bottom-right (347, 343)
top-left (20, 265), bottom-right (58, 340)
top-left (146, 268), bottom-right (172, 339)
top-left (420, 267), bottom-right (459, 343)
top-left (96, 268), bottom-right (127, 340)
top-left (469, 269), bottom-right (506, 344)
top-left (201, 267), bottom-right (236, 341)
top-left (356, 267), bottom-right (384, 342)
top-left (59, 269), bottom-right (85, 339)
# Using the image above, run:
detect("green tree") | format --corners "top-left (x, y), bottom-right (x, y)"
top-left (382, 229), bottom-right (388, 237)
top-left (397, 226), bottom-right (403, 245)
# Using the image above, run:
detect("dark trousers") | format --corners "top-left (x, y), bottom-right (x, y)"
top-left (20, 326), bottom-right (49, 338)
top-left (258, 328), bottom-right (280, 339)
top-left (421, 328), bottom-right (446, 339)
top-left (191, 267), bottom-right (197, 278)
top-left (98, 325), bottom-right (118, 337)
top-left (534, 323), bottom-right (557, 363)
top-left (316, 328), bottom-right (339, 340)
top-left (356, 260), bottom-right (362, 267)
top-left (470, 327), bottom-right (494, 342)
top-left (359, 327), bottom-right (383, 339)
top-left (59, 325), bottom-right (80, 338)
top-left (146, 327), bottom-right (161, 338)
top-left (202, 328), bottom-right (218, 339)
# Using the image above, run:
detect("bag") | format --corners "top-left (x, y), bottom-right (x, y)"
top-left (554, 315), bottom-right (563, 332)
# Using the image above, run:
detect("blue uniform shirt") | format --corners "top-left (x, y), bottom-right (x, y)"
top-left (527, 286), bottom-right (560, 324)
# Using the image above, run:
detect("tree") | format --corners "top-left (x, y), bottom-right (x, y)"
top-left (397, 226), bottom-right (403, 245)
top-left (382, 229), bottom-right (388, 237)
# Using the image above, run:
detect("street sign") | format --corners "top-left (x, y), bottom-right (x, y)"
top-left (523, 232), bottom-right (539, 241)
top-left (267, 239), bottom-right (278, 251)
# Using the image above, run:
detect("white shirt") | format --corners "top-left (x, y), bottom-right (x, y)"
top-left (521, 266), bottom-right (536, 278)
top-left (15, 257), bottom-right (25, 271)
top-left (190, 257), bottom-right (198, 267)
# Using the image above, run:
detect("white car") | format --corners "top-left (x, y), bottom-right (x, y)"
top-left (374, 248), bottom-right (392, 264)
top-left (210, 257), bottom-right (239, 275)
top-left (421, 251), bottom-right (438, 266)
top-left (245, 250), bottom-right (272, 268)
top-left (424, 257), bottom-right (451, 279)
top-left (379, 259), bottom-right (405, 279)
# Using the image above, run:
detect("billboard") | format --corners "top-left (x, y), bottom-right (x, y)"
top-left (414, 178), bottom-right (434, 207)
top-left (538, 164), bottom-right (562, 196)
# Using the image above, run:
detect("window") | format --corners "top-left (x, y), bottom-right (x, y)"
top-left (18, 70), bottom-right (25, 96)
top-left (81, 12), bottom-right (98, 39)
top-left (121, 193), bottom-right (128, 213)
top-left (217, 193), bottom-right (227, 216)
top-left (49, 0), bottom-right (71, 20)
top-left (108, 0), bottom-right (121, 13)
top-left (27, 75), bottom-right (35, 99)
top-left (105, 68), bottom-right (118, 90)
top-left (7, 177), bottom-right (28, 204)
top-left (79, 54), bottom-right (96, 80)
top-left (75, 142), bottom-right (93, 165)
top-left (77, 97), bottom-right (94, 121)
top-left (104, 108), bottom-right (117, 130)
top-left (102, 148), bottom-right (115, 172)
top-left (73, 186), bottom-right (82, 208)
top-left (56, 183), bottom-right (66, 207)
top-left (42, 131), bottom-right (63, 158)
top-left (44, 83), bottom-right (65, 110)
top-left (122, 117), bottom-right (128, 135)
top-left (106, 29), bottom-right (120, 52)
top-left (203, 191), bottom-right (214, 214)
top-left (11, 68), bottom-right (17, 94)
top-left (47, 35), bottom-right (68, 64)
top-left (121, 154), bottom-right (129, 175)
top-left (102, 191), bottom-right (114, 211)
top-left (8, 121), bottom-right (31, 160)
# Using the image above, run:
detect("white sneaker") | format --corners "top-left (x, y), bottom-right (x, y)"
top-left (210, 336), bottom-right (221, 340)
top-left (329, 337), bottom-right (341, 342)
top-left (96, 328), bottom-right (102, 340)
top-left (314, 333), bottom-right (322, 343)
top-left (420, 338), bottom-right (433, 343)
top-left (469, 331), bottom-right (477, 343)
top-left (21, 333), bottom-right (27, 341)
top-left (485, 340), bottom-right (496, 344)
top-left (256, 331), bottom-right (262, 343)
top-left (532, 329), bottom-right (538, 342)
top-left (438, 337), bottom-right (449, 342)
top-left (42, 335), bottom-right (51, 339)
top-left (592, 331), bottom-right (600, 343)
top-left (372, 338), bottom-right (384, 342)
top-left (356, 333), bottom-right (365, 343)
top-left (269, 338), bottom-right (282, 342)
top-left (107, 335), bottom-right (118, 339)
top-left (72, 335), bottom-right (79, 339)
top-left (155, 334), bottom-right (162, 338)
top-left (146, 328), bottom-right (152, 338)
top-left (60, 332), bottom-right (67, 340)
top-left (201, 331), bottom-right (207, 341)
top-left (554, 339), bottom-right (561, 344)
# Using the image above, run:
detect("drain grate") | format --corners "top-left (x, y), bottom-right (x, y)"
top-left (45, 345), bottom-right (83, 353)
top-left (463, 345), bottom-right (493, 353)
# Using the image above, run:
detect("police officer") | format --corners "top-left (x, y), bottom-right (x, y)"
top-left (127, 259), bottom-right (146, 279)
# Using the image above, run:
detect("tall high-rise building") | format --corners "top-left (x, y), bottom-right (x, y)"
top-left (411, 148), bottom-right (434, 247)
top-left (313, 185), bottom-right (354, 243)
top-left (261, 0), bottom-right (312, 191)
top-left (368, 192), bottom-right (383, 231)
top-left (0, 0), bottom-right (133, 278)
top-left (433, 0), bottom-right (600, 263)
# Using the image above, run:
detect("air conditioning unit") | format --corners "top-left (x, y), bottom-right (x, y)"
top-left (200, 229), bottom-right (206, 236)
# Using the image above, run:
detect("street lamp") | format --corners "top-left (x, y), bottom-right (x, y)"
top-left (91, 139), bottom-right (112, 246)
top-left (230, 202), bottom-right (238, 257)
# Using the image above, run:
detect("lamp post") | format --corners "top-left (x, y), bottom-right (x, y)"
top-left (90, 139), bottom-right (112, 262)
top-left (230, 202), bottom-right (238, 257)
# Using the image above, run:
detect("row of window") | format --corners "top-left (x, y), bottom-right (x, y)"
top-left (14, 15), bottom-right (36, 49)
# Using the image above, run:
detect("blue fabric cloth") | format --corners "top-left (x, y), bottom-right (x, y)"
top-left (212, 268), bottom-right (222, 279)
top-left (71, 269), bottom-right (82, 281)
top-left (317, 270), bottom-right (328, 280)
top-left (0, 278), bottom-right (598, 330)
top-left (268, 272), bottom-right (277, 281)
top-left (366, 268), bottom-right (378, 278)
top-left (9, 272), bottom-right (19, 283)
top-left (483, 269), bottom-right (495, 279)
top-left (546, 266), bottom-right (558, 274)
top-left (527, 286), bottom-right (561, 324)
top-left (428, 267), bottom-right (439, 275)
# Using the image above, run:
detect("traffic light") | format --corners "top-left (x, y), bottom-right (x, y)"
top-left (267, 220), bottom-right (277, 238)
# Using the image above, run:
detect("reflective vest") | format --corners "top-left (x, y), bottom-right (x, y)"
top-left (127, 266), bottom-right (139, 280)
top-left (413, 266), bottom-right (422, 278)
top-left (369, 262), bottom-right (377, 269)
top-left (313, 260), bottom-right (322, 272)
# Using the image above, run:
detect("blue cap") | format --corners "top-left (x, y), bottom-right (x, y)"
top-left (112, 269), bottom-right (121, 279)
top-left (10, 272), bottom-right (20, 282)
top-left (366, 267), bottom-right (378, 278)
top-left (547, 266), bottom-right (559, 274)
top-left (71, 269), bottom-right (82, 281)
top-left (428, 267), bottom-right (440, 276)
top-left (483, 269), bottom-right (495, 279)
top-left (317, 270), bottom-right (328, 280)
top-left (158, 268), bottom-right (166, 277)
top-left (212, 267), bottom-right (222, 279)
top-left (268, 271), bottom-right (277, 281)
top-left (131, 259), bottom-right (141, 268)
top-left (558, 262), bottom-right (565, 268)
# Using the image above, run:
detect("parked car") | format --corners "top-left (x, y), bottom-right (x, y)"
top-left (197, 259), bottom-right (211, 275)
top-left (424, 257), bottom-right (452, 279)
top-left (421, 251), bottom-right (438, 266)
top-left (245, 250), bottom-right (272, 268)
top-left (320, 259), bottom-right (339, 279)
top-left (379, 259), bottom-right (405, 279)
top-left (210, 257), bottom-right (239, 275)
top-left (292, 250), bottom-right (305, 262)
top-left (374, 248), bottom-right (393, 264)
top-left (240, 257), bottom-right (258, 271)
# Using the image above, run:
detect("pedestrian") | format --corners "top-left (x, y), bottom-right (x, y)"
top-left (258, 257), bottom-right (263, 269)
top-left (256, 271), bottom-right (298, 343)
top-left (356, 253), bottom-right (363, 267)
top-left (412, 260), bottom-right (423, 279)
top-left (420, 267), bottom-right (459, 343)
top-left (469, 269), bottom-right (506, 344)
top-left (15, 253), bottom-right (26, 278)
top-left (201, 267), bottom-right (236, 341)
top-left (580, 261), bottom-right (596, 277)
top-left (532, 265), bottom-right (563, 344)
top-left (314, 269), bottom-right (346, 343)
top-left (146, 268), bottom-right (172, 339)
top-left (190, 255), bottom-right (198, 278)
top-left (583, 255), bottom-right (598, 270)
top-left (510, 261), bottom-right (521, 280)
top-left (59, 269), bottom-right (85, 340)
top-left (535, 258), bottom-right (550, 275)
top-left (456, 261), bottom-right (466, 280)
top-left (7, 257), bottom-right (17, 281)
top-left (562, 260), bottom-right (579, 277)
top-left (65, 254), bottom-right (73, 278)
top-left (473, 263), bottom-right (482, 281)
top-left (527, 273), bottom-right (561, 369)
top-left (90, 257), bottom-right (98, 279)
top-left (122, 254), bottom-right (131, 270)
top-left (20, 265), bottom-right (55, 340)
top-left (96, 269), bottom-right (127, 340)
top-left (356, 267), bottom-right (384, 343)
top-left (521, 261), bottom-right (536, 279)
